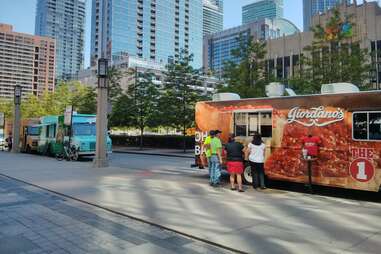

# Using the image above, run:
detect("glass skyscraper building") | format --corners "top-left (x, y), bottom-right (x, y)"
top-left (202, 0), bottom-right (223, 36)
top-left (204, 18), bottom-right (299, 78)
top-left (35, 0), bottom-right (86, 80)
top-left (303, 0), bottom-right (351, 31)
top-left (242, 0), bottom-right (283, 24)
top-left (91, 0), bottom-right (203, 68)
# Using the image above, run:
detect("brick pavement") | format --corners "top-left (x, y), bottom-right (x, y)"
top-left (0, 175), bottom-right (232, 254)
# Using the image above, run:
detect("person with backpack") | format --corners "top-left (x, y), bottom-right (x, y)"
top-left (247, 133), bottom-right (266, 189)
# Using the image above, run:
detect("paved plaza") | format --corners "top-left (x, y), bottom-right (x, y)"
top-left (0, 175), bottom-right (231, 254)
top-left (1, 152), bottom-right (381, 253)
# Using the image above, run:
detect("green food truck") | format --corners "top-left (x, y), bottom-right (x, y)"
top-left (37, 114), bottom-right (112, 157)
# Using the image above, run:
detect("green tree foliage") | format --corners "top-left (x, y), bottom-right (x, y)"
top-left (17, 82), bottom-right (97, 119)
top-left (220, 35), bottom-right (269, 98)
top-left (289, 9), bottom-right (371, 94)
top-left (110, 72), bottom-right (160, 149)
top-left (107, 66), bottom-right (123, 102)
top-left (160, 51), bottom-right (209, 151)
top-left (0, 99), bottom-right (13, 118)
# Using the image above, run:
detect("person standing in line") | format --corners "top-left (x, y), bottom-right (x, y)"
top-left (209, 130), bottom-right (222, 186)
top-left (247, 133), bottom-right (266, 189)
top-left (225, 134), bottom-right (245, 192)
top-left (203, 130), bottom-right (214, 175)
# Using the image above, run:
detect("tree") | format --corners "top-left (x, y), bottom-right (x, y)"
top-left (107, 66), bottom-right (123, 103)
top-left (220, 35), bottom-right (269, 98)
top-left (20, 82), bottom-right (97, 118)
top-left (109, 71), bottom-right (161, 149)
top-left (289, 9), bottom-right (371, 94)
top-left (160, 50), bottom-right (209, 152)
top-left (76, 87), bottom-right (97, 114)
top-left (0, 99), bottom-right (13, 119)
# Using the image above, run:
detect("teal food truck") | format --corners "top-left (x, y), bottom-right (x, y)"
top-left (37, 114), bottom-right (112, 157)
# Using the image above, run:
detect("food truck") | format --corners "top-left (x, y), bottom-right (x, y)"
top-left (37, 114), bottom-right (112, 157)
top-left (22, 124), bottom-right (42, 153)
top-left (195, 89), bottom-right (381, 192)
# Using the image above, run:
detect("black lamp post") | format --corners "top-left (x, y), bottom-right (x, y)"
top-left (14, 85), bottom-right (21, 105)
top-left (12, 85), bottom-right (22, 153)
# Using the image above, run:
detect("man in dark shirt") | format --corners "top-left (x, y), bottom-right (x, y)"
top-left (225, 134), bottom-right (245, 192)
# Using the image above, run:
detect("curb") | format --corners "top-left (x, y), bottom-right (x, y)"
top-left (113, 150), bottom-right (194, 159)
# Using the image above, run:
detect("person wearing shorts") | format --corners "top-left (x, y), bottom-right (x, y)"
top-left (225, 134), bottom-right (245, 192)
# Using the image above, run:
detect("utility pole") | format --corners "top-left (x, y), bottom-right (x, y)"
top-left (12, 85), bottom-right (21, 153)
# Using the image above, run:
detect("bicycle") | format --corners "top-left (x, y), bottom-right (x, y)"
top-left (56, 142), bottom-right (79, 161)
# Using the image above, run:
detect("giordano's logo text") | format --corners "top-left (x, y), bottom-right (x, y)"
top-left (287, 106), bottom-right (344, 127)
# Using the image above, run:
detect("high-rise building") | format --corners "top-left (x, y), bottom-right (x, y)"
top-left (91, 0), bottom-right (203, 68)
top-left (242, 0), bottom-right (283, 24)
top-left (204, 18), bottom-right (299, 78)
top-left (303, 0), bottom-right (351, 31)
top-left (35, 0), bottom-right (86, 80)
top-left (203, 0), bottom-right (223, 36)
top-left (269, 1), bottom-right (381, 89)
top-left (0, 24), bottom-right (55, 99)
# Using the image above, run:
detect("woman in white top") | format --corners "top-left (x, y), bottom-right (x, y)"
top-left (247, 133), bottom-right (266, 189)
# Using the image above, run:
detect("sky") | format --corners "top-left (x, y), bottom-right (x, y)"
top-left (0, 0), bottom-right (376, 68)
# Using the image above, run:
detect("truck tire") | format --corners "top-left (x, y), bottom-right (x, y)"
top-left (243, 164), bottom-right (253, 184)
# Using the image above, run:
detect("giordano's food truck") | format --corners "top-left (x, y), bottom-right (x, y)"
top-left (195, 85), bottom-right (381, 192)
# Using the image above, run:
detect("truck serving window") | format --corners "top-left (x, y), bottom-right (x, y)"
top-left (234, 112), bottom-right (272, 138)
top-left (353, 112), bottom-right (381, 141)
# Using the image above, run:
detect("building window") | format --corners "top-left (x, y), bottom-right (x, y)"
top-left (353, 112), bottom-right (381, 141)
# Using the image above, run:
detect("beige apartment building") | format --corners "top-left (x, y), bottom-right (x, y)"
top-left (266, 1), bottom-right (381, 89)
top-left (0, 24), bottom-right (55, 99)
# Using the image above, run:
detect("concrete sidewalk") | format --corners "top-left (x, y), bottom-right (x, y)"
top-left (113, 146), bottom-right (194, 158)
top-left (0, 175), bottom-right (231, 254)
top-left (0, 152), bottom-right (381, 254)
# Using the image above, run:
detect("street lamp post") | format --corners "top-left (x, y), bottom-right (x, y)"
top-left (12, 85), bottom-right (22, 153)
top-left (93, 58), bottom-right (109, 168)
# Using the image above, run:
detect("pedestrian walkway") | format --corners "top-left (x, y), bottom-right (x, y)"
top-left (1, 152), bottom-right (381, 254)
top-left (113, 146), bottom-right (194, 158)
top-left (0, 175), bottom-right (231, 254)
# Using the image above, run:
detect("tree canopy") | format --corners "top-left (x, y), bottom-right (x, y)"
top-left (220, 35), bottom-right (269, 98)
top-left (289, 8), bottom-right (371, 94)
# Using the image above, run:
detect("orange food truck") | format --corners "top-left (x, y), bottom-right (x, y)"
top-left (195, 89), bottom-right (381, 192)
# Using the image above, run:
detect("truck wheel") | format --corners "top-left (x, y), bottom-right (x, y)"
top-left (243, 165), bottom-right (253, 184)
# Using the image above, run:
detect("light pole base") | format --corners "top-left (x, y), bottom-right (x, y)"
top-left (93, 158), bottom-right (109, 168)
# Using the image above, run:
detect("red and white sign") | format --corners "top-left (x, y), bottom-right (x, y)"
top-left (349, 148), bottom-right (375, 183)
top-left (349, 158), bottom-right (375, 182)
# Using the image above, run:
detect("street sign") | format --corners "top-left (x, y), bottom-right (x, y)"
top-left (64, 106), bottom-right (73, 126)
top-left (0, 112), bottom-right (4, 127)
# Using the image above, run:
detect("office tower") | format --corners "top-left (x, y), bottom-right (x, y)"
top-left (0, 24), bottom-right (55, 99)
top-left (204, 18), bottom-right (299, 78)
top-left (242, 0), bottom-right (283, 24)
top-left (303, 0), bottom-right (351, 31)
top-left (91, 0), bottom-right (203, 68)
top-left (203, 0), bottom-right (223, 36)
top-left (35, 0), bottom-right (86, 80)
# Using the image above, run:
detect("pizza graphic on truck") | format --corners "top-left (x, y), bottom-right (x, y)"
top-left (195, 91), bottom-right (381, 192)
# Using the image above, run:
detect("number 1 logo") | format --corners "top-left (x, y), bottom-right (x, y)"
top-left (349, 158), bottom-right (375, 183)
